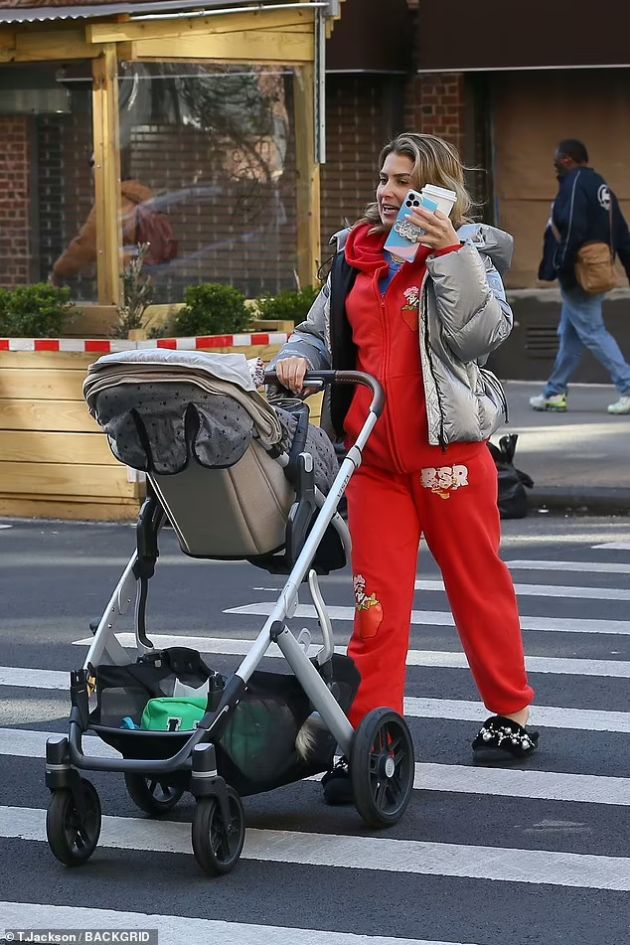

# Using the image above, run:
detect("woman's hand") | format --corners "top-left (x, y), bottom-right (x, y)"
top-left (406, 207), bottom-right (460, 252)
top-left (275, 356), bottom-right (310, 395)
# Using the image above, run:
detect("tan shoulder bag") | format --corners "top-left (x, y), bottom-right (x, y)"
top-left (574, 181), bottom-right (617, 294)
top-left (553, 173), bottom-right (618, 294)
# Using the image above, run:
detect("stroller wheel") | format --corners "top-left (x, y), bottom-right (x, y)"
top-left (124, 774), bottom-right (185, 816)
top-left (350, 708), bottom-right (415, 828)
top-left (192, 786), bottom-right (245, 877)
top-left (46, 779), bottom-right (101, 866)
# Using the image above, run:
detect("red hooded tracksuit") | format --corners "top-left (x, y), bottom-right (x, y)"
top-left (341, 224), bottom-right (534, 727)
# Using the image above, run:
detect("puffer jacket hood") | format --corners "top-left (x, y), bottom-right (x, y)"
top-left (457, 223), bottom-right (513, 276)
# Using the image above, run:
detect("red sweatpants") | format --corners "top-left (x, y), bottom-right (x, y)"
top-left (346, 449), bottom-right (534, 727)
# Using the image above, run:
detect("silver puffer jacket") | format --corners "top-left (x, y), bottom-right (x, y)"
top-left (273, 223), bottom-right (514, 447)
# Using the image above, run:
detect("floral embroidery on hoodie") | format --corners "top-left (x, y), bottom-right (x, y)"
top-left (401, 285), bottom-right (421, 331)
top-left (402, 286), bottom-right (420, 310)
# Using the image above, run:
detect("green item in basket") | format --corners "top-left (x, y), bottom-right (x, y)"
top-left (140, 696), bottom-right (208, 732)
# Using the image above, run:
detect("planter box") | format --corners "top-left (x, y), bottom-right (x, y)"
top-left (0, 330), bottom-right (304, 522)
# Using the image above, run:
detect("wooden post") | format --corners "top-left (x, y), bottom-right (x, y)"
top-left (293, 64), bottom-right (321, 289)
top-left (92, 45), bottom-right (122, 305)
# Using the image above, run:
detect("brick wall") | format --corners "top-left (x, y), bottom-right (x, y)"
top-left (0, 116), bottom-right (30, 289)
top-left (321, 75), bottom-right (406, 255)
top-left (129, 116), bottom-right (298, 302)
top-left (404, 72), bottom-right (466, 155)
top-left (37, 106), bottom-right (95, 298)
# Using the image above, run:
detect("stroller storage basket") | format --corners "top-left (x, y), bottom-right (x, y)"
top-left (89, 649), bottom-right (360, 797)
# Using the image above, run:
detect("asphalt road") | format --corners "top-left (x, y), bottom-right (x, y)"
top-left (1, 511), bottom-right (630, 945)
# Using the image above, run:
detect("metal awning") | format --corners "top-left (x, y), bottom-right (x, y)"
top-left (0, 0), bottom-right (335, 25)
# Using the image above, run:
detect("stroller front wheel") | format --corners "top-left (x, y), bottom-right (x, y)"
top-left (124, 773), bottom-right (185, 816)
top-left (350, 708), bottom-right (415, 828)
top-left (46, 778), bottom-right (101, 866)
top-left (192, 786), bottom-right (245, 876)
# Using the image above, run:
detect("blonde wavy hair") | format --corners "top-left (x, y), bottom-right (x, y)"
top-left (361, 132), bottom-right (473, 232)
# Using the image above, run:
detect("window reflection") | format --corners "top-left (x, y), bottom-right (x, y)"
top-left (118, 62), bottom-right (297, 302)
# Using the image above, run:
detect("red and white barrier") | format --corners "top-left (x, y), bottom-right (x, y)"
top-left (0, 332), bottom-right (289, 353)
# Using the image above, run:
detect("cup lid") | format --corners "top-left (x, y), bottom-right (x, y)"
top-left (421, 184), bottom-right (457, 201)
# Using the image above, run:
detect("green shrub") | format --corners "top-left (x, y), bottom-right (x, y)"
top-left (0, 289), bottom-right (9, 333)
top-left (173, 283), bottom-right (251, 336)
top-left (255, 286), bottom-right (319, 324)
top-left (0, 284), bottom-right (74, 337)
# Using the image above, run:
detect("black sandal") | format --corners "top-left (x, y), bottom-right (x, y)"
top-left (321, 757), bottom-right (353, 805)
top-left (472, 715), bottom-right (539, 761)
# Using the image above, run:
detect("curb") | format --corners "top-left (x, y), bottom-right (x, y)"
top-left (528, 487), bottom-right (630, 514)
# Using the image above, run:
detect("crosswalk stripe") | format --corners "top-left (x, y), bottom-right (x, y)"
top-left (29, 641), bottom-right (630, 680)
top-left (416, 764), bottom-right (630, 805)
top-left (4, 804), bottom-right (630, 890)
top-left (0, 903), bottom-right (462, 945)
top-left (5, 726), bottom-right (630, 806)
top-left (0, 554), bottom-right (227, 568)
top-left (225, 602), bottom-right (630, 635)
top-left (414, 578), bottom-right (630, 601)
top-left (506, 559), bottom-right (630, 575)
top-left (405, 698), bottom-right (630, 733)
top-left (0, 727), bottom-right (120, 758)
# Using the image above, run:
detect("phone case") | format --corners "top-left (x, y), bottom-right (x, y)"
top-left (384, 190), bottom-right (439, 263)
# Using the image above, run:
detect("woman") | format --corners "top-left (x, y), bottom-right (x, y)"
top-left (273, 133), bottom-right (537, 804)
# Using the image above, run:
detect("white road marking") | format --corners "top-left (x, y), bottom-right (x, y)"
top-left (0, 903), bottom-right (461, 945)
top-left (405, 698), bottom-right (630, 733)
top-left (5, 726), bottom-right (630, 805)
top-left (225, 602), bottom-right (630, 635)
top-left (4, 805), bottom-right (630, 890)
top-left (506, 559), bottom-right (630, 575)
top-left (0, 554), bottom-right (224, 568)
top-left (31, 641), bottom-right (630, 680)
top-left (414, 578), bottom-right (630, 601)
top-left (593, 543), bottom-right (630, 551)
top-left (0, 726), bottom-right (120, 758)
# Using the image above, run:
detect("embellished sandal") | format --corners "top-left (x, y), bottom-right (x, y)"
top-left (472, 715), bottom-right (539, 761)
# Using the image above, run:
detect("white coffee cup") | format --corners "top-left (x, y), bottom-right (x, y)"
top-left (420, 184), bottom-right (457, 218)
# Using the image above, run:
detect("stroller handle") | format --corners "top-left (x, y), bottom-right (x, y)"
top-left (265, 369), bottom-right (385, 419)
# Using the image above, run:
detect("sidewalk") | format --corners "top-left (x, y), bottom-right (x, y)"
top-left (497, 381), bottom-right (630, 512)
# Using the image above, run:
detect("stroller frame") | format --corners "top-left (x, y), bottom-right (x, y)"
top-left (45, 370), bottom-right (416, 875)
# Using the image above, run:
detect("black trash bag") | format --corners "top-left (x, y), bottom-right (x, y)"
top-left (488, 434), bottom-right (534, 520)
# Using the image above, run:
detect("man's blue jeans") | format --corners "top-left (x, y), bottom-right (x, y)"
top-left (544, 286), bottom-right (630, 397)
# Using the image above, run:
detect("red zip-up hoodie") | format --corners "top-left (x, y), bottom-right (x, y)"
top-left (343, 223), bottom-right (485, 474)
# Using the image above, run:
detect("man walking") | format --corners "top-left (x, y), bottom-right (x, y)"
top-left (531, 139), bottom-right (630, 415)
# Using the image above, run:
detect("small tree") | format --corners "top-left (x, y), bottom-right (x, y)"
top-left (112, 244), bottom-right (154, 339)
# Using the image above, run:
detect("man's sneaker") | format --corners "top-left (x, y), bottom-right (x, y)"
top-left (607, 395), bottom-right (630, 415)
top-left (529, 392), bottom-right (568, 412)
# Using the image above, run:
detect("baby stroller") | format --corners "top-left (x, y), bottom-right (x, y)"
top-left (45, 349), bottom-right (415, 876)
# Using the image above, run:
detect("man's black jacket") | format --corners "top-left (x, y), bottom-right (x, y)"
top-left (539, 166), bottom-right (630, 289)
